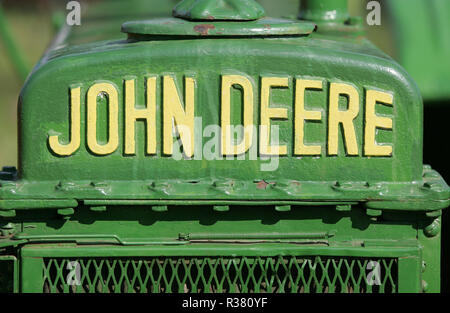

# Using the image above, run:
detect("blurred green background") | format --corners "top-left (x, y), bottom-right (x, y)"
top-left (0, 0), bottom-right (53, 166)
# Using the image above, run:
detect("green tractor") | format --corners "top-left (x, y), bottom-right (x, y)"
top-left (0, 0), bottom-right (449, 293)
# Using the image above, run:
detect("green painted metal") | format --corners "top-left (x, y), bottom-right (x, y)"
top-left (3, 23), bottom-right (447, 209)
top-left (19, 243), bottom-right (421, 293)
top-left (123, 17), bottom-right (316, 37)
top-left (0, 203), bottom-right (437, 292)
top-left (173, 0), bottom-right (266, 21)
top-left (0, 0), bottom-right (449, 293)
top-left (20, 253), bottom-right (44, 293)
top-left (298, 0), bottom-right (363, 36)
top-left (299, 0), bottom-right (349, 23)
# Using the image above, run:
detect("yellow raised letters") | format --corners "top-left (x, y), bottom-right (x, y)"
top-left (294, 79), bottom-right (323, 156)
top-left (49, 86), bottom-right (81, 156)
top-left (221, 75), bottom-right (254, 156)
top-left (260, 77), bottom-right (288, 156)
top-left (328, 83), bottom-right (360, 156)
top-left (163, 76), bottom-right (195, 158)
top-left (124, 78), bottom-right (157, 155)
top-left (50, 74), bottom-right (396, 159)
top-left (364, 89), bottom-right (393, 156)
top-left (87, 82), bottom-right (119, 155)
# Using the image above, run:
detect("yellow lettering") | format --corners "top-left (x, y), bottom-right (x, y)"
top-left (163, 76), bottom-right (195, 157)
top-left (124, 78), bottom-right (157, 155)
top-left (87, 83), bottom-right (119, 155)
top-left (294, 79), bottom-right (323, 155)
top-left (48, 86), bottom-right (81, 156)
top-left (221, 75), bottom-right (254, 155)
top-left (328, 83), bottom-right (360, 156)
top-left (364, 90), bottom-right (393, 156)
top-left (260, 77), bottom-right (288, 156)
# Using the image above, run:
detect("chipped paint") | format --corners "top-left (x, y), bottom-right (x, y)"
top-left (193, 24), bottom-right (215, 36)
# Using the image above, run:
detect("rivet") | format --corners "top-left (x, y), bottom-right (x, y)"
top-left (213, 205), bottom-right (229, 212)
top-left (366, 209), bottom-right (382, 217)
top-left (90, 206), bottom-right (107, 212)
top-left (152, 205), bottom-right (168, 212)
top-left (424, 218), bottom-right (441, 237)
top-left (336, 204), bottom-right (351, 212)
top-left (275, 205), bottom-right (291, 212)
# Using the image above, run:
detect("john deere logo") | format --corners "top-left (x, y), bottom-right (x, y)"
top-left (47, 73), bottom-right (394, 159)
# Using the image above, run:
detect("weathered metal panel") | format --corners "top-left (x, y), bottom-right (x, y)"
top-left (0, 0), bottom-right (448, 293)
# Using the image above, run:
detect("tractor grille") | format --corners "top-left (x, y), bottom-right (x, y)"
top-left (42, 256), bottom-right (398, 293)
